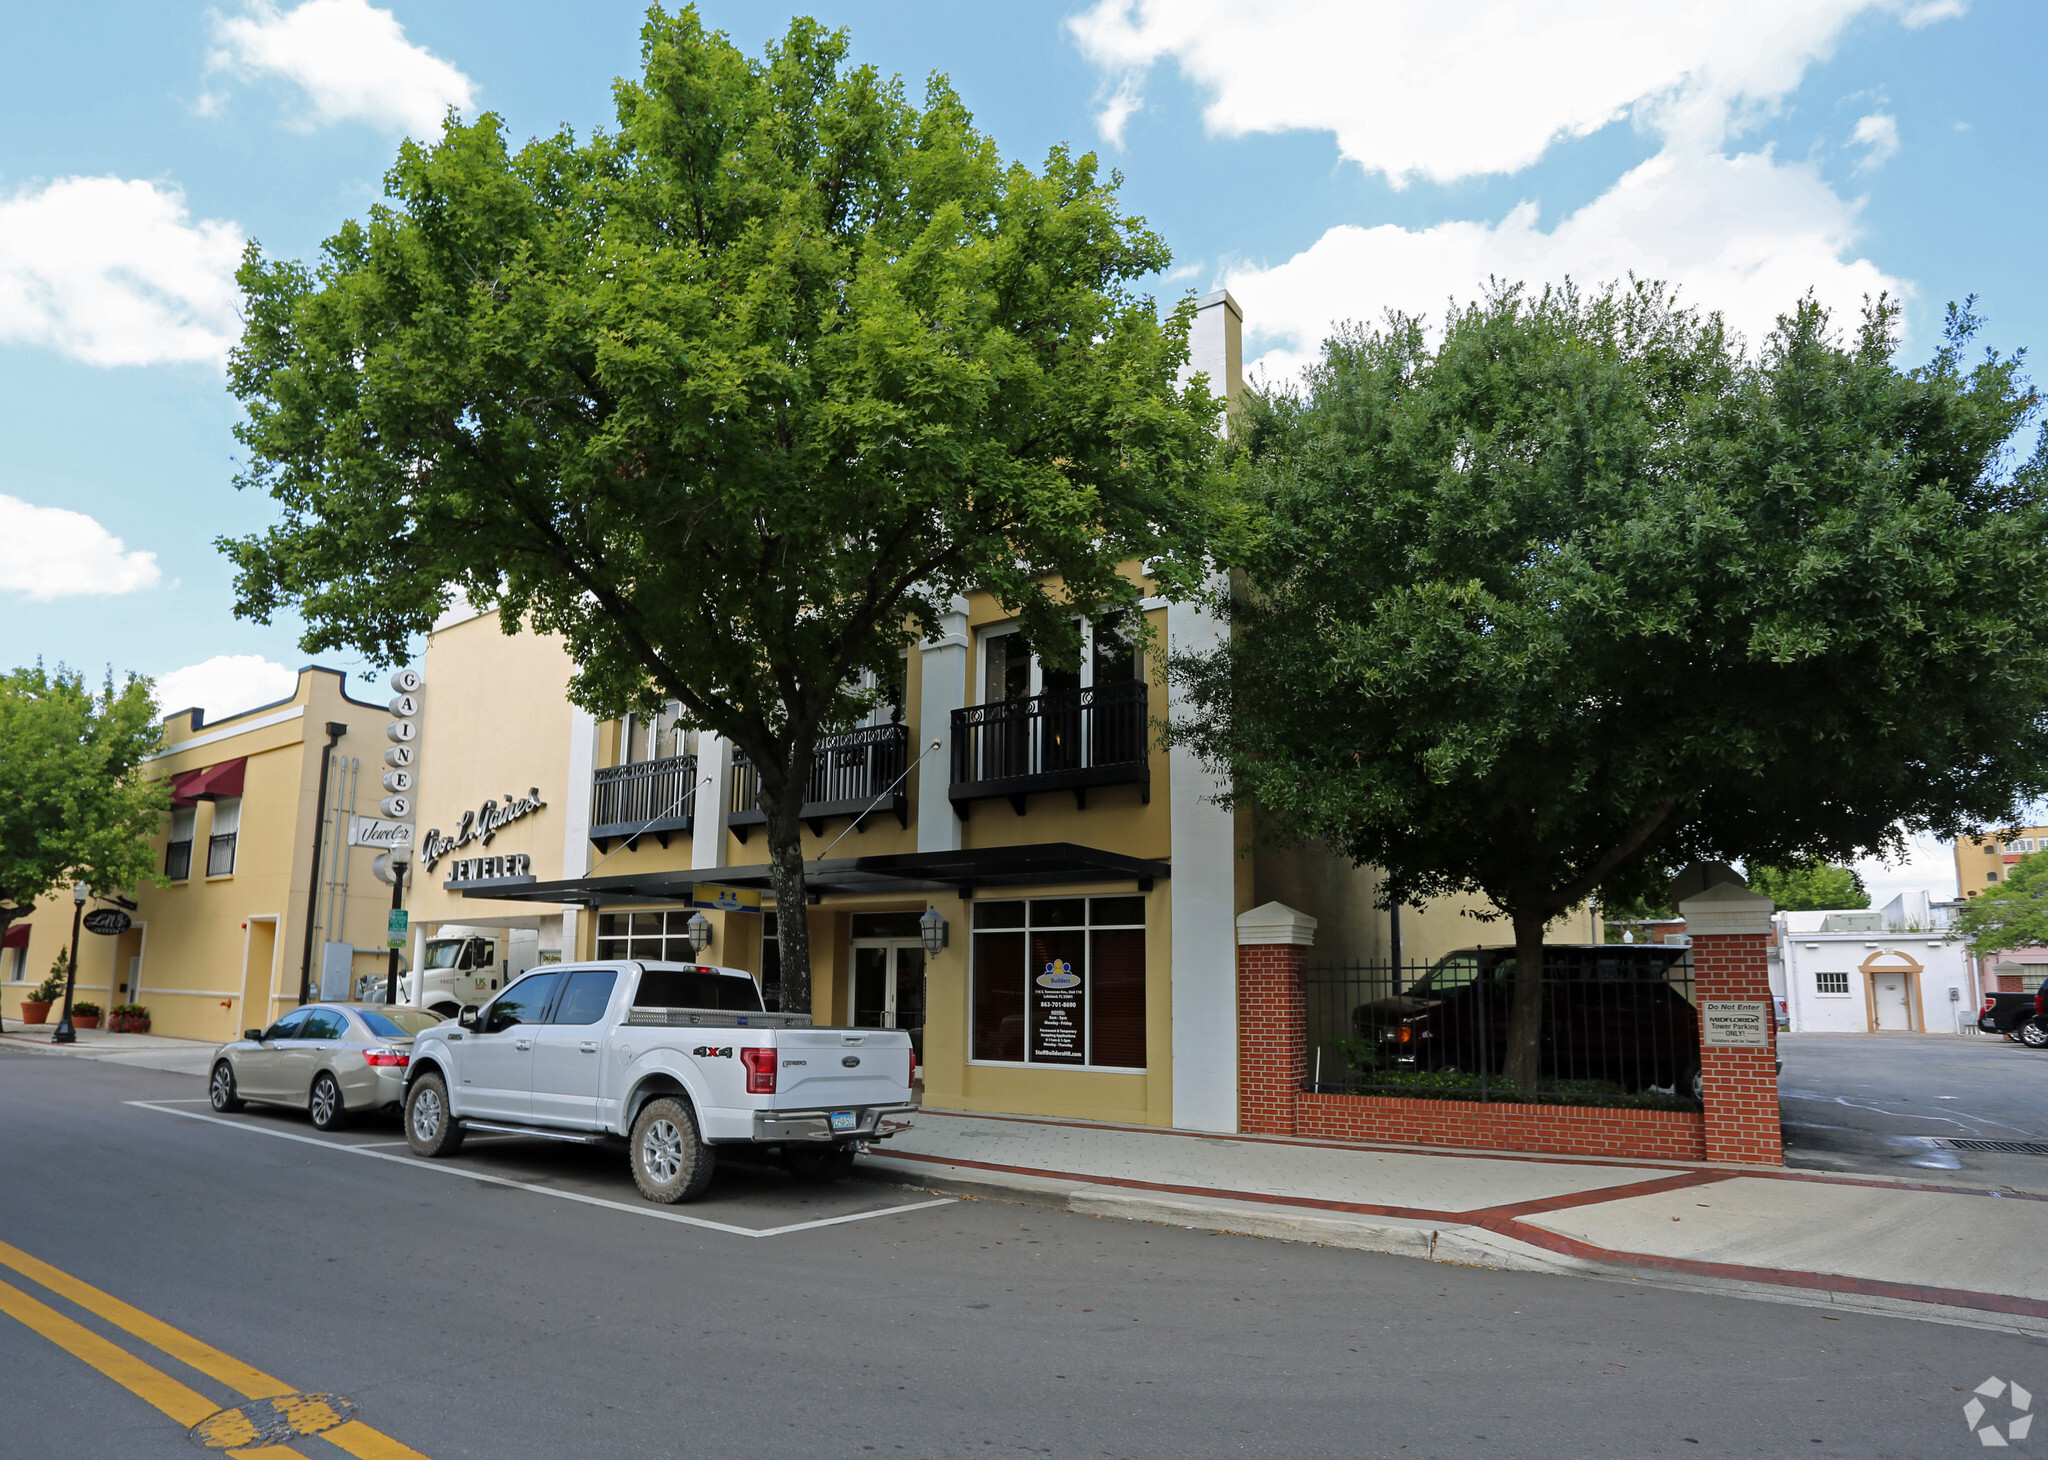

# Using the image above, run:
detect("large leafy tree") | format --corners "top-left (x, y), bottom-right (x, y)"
top-left (1743, 863), bottom-right (1869, 912)
top-left (1953, 848), bottom-right (2048, 957)
top-left (1173, 282), bottom-right (2048, 1088)
top-left (0, 664), bottom-right (168, 939)
top-left (221, 8), bottom-right (1220, 1011)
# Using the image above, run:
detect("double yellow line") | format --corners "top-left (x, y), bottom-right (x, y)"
top-left (0, 1238), bottom-right (430, 1458)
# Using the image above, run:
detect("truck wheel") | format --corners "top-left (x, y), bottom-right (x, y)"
top-left (404, 1073), bottom-right (465, 1157)
top-left (784, 1145), bottom-right (857, 1184)
top-left (630, 1097), bottom-right (715, 1204)
top-left (308, 1072), bottom-right (348, 1131)
top-left (2022, 1021), bottom-right (2048, 1050)
top-left (209, 1061), bottom-right (244, 1113)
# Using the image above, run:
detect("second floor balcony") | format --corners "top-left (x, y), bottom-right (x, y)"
top-left (730, 723), bottom-right (911, 840)
top-left (590, 753), bottom-right (697, 851)
top-left (950, 680), bottom-right (1150, 816)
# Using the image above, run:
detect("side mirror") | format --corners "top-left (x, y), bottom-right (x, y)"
top-left (458, 1006), bottom-right (480, 1029)
top-left (243, 1029), bottom-right (263, 1042)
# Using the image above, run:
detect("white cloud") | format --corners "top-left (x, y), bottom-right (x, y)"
top-left (1854, 831), bottom-right (1958, 908)
top-left (154, 655), bottom-right (299, 723)
top-left (206, 0), bottom-right (475, 134)
top-left (1851, 111), bottom-right (1901, 170)
top-left (1223, 142), bottom-right (1908, 380)
top-left (0, 494), bottom-right (162, 600)
top-left (1071, 0), bottom-right (1965, 184)
top-left (0, 177), bottom-right (244, 367)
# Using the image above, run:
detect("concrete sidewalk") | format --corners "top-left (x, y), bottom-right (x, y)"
top-left (0, 1023), bottom-right (216, 1077)
top-left (862, 1107), bottom-right (2048, 1337)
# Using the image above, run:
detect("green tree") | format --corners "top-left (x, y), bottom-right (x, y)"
top-left (0, 664), bottom-right (169, 938)
top-left (1953, 848), bottom-right (2048, 956)
top-left (1172, 282), bottom-right (2048, 1089)
top-left (1744, 862), bottom-right (1869, 912)
top-left (220, 9), bottom-right (1220, 1011)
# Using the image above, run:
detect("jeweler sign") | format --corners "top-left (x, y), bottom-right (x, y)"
top-left (349, 816), bottom-right (414, 849)
top-left (1701, 1000), bottom-right (1771, 1048)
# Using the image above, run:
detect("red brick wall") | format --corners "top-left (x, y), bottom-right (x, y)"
top-left (1690, 930), bottom-right (1784, 1166)
top-left (1237, 943), bottom-right (1306, 1134)
top-left (1297, 1092), bottom-right (1707, 1161)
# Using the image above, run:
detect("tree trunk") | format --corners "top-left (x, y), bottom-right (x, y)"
top-left (757, 764), bottom-right (814, 1016)
top-left (1502, 908), bottom-right (1549, 1092)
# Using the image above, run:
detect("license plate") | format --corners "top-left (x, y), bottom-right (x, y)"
top-left (829, 1110), bottom-right (858, 1132)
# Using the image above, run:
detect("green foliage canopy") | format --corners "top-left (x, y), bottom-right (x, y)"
top-left (1743, 863), bottom-right (1870, 912)
top-left (1953, 847), bottom-right (2048, 957)
top-left (219, 9), bottom-right (1221, 1009)
top-left (0, 664), bottom-right (168, 936)
top-left (1173, 281), bottom-right (2048, 1085)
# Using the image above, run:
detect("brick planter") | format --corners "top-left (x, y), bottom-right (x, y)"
top-left (1297, 1091), bottom-right (1706, 1162)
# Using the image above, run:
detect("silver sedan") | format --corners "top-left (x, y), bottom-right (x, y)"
top-left (208, 1003), bottom-right (444, 1130)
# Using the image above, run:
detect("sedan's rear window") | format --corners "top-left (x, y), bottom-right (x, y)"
top-left (632, 966), bottom-right (764, 1012)
top-left (357, 1008), bottom-right (437, 1038)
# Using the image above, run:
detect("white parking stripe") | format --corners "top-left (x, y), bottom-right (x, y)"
top-left (126, 1101), bottom-right (953, 1238)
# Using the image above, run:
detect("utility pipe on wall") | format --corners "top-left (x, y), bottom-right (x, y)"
top-left (298, 722), bottom-right (348, 1005)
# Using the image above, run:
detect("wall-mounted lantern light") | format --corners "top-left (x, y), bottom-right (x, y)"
top-left (919, 906), bottom-right (949, 962)
top-left (685, 911), bottom-right (714, 959)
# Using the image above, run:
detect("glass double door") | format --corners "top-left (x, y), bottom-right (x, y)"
top-left (852, 941), bottom-right (926, 1065)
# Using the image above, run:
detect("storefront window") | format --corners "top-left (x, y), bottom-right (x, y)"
top-left (971, 896), bottom-right (1146, 1069)
top-left (596, 910), bottom-right (702, 964)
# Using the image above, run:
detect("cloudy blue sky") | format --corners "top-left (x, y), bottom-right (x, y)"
top-left (2, 0), bottom-right (2041, 899)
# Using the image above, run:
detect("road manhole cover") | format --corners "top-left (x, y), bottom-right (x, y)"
top-left (1930, 1138), bottom-right (2048, 1157)
top-left (189, 1393), bottom-right (357, 1448)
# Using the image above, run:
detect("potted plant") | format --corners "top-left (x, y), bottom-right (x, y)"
top-left (71, 1000), bottom-right (103, 1030)
top-left (20, 966), bottom-right (62, 1026)
top-left (109, 1003), bottom-right (151, 1034)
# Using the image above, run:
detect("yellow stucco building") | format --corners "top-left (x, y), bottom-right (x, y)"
top-left (3, 667), bottom-right (398, 1041)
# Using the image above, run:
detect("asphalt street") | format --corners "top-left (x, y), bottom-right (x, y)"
top-left (1778, 1033), bottom-right (2048, 1191)
top-left (2, 1048), bottom-right (2042, 1460)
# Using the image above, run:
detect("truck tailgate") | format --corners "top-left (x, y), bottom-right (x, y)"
top-left (771, 1028), bottom-right (913, 1109)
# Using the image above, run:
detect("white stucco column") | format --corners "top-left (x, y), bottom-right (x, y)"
top-left (1166, 289), bottom-right (1245, 1134)
top-left (917, 597), bottom-right (969, 855)
top-left (691, 734), bottom-right (730, 870)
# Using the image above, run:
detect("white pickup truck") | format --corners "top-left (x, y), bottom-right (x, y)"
top-left (402, 960), bottom-right (918, 1203)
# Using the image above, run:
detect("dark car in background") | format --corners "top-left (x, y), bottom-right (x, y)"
top-left (1978, 986), bottom-right (2048, 1048)
top-left (1357, 945), bottom-right (1701, 1098)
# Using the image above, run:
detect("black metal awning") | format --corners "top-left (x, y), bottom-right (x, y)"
top-left (452, 841), bottom-right (1169, 907)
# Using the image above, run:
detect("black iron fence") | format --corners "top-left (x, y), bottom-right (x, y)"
top-left (729, 723), bottom-right (910, 834)
top-left (1302, 952), bottom-right (1700, 1110)
top-left (590, 754), bottom-right (697, 845)
top-left (950, 681), bottom-right (1149, 811)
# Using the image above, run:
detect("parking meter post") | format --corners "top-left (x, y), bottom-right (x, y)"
top-left (385, 859), bottom-right (407, 1006)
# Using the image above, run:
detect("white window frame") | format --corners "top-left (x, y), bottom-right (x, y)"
top-left (976, 616), bottom-right (1140, 705)
top-left (1814, 970), bottom-right (1851, 996)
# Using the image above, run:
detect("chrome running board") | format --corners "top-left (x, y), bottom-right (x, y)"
top-left (459, 1120), bottom-right (608, 1146)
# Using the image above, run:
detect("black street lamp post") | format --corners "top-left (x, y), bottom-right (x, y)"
top-left (52, 881), bottom-right (87, 1045)
top-left (384, 857), bottom-right (408, 1005)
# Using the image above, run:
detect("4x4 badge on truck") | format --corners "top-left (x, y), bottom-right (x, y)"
top-left (841, 1055), bottom-right (861, 1068)
top-left (691, 1046), bottom-right (734, 1059)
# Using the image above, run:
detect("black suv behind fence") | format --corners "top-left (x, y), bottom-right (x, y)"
top-left (1302, 945), bottom-right (1701, 1110)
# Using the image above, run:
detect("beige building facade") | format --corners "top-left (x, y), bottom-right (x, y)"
top-left (2, 667), bottom-right (397, 1041)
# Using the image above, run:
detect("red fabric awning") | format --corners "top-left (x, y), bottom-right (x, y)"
top-left (170, 757), bottom-right (247, 806)
top-left (2, 923), bottom-right (29, 949)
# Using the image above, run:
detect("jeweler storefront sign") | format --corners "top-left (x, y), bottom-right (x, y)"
top-left (421, 789), bottom-right (547, 872)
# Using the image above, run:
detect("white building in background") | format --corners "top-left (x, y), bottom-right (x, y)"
top-left (1772, 903), bottom-right (1975, 1035)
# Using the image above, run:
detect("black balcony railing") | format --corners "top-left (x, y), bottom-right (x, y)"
top-left (590, 754), bottom-right (697, 851)
top-left (729, 723), bottom-right (911, 840)
top-left (950, 680), bottom-right (1150, 816)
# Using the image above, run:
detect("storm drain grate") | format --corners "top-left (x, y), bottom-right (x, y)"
top-left (1930, 1138), bottom-right (2048, 1157)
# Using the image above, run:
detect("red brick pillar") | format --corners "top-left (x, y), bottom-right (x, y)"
top-left (1680, 883), bottom-right (1783, 1166)
top-left (1235, 902), bottom-right (1317, 1135)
